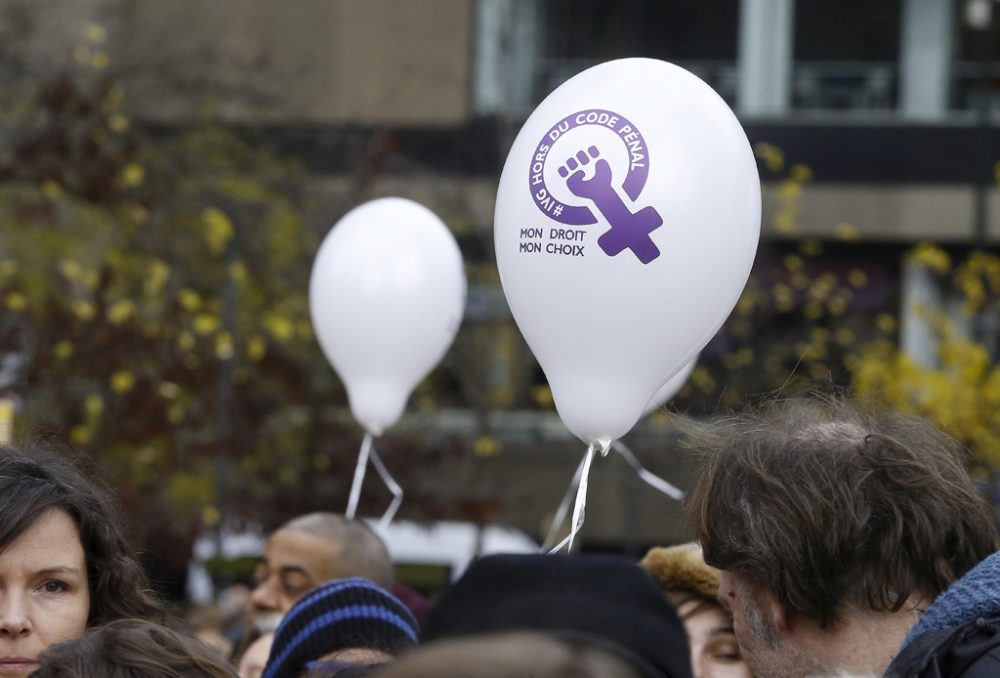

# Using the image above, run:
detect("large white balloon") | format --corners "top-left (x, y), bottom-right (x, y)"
top-left (643, 358), bottom-right (697, 416)
top-left (310, 197), bottom-right (466, 435)
top-left (495, 58), bottom-right (759, 444)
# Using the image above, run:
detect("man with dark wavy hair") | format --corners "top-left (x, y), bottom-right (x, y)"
top-left (685, 397), bottom-right (997, 678)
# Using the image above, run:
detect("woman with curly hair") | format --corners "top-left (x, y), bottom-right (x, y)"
top-left (0, 441), bottom-right (164, 676)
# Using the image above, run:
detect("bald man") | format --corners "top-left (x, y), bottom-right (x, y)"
top-left (248, 512), bottom-right (393, 633)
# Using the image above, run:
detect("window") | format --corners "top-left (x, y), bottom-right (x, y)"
top-left (791, 0), bottom-right (902, 111)
top-left (539, 0), bottom-right (740, 104)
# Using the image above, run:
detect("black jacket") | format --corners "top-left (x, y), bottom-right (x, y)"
top-left (884, 550), bottom-right (1000, 677)
top-left (885, 613), bottom-right (1000, 677)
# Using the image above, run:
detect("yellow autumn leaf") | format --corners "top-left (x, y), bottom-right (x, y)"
top-left (203, 207), bottom-right (234, 256)
top-left (836, 223), bottom-right (860, 242)
top-left (90, 51), bottom-right (109, 70)
top-left (4, 292), bottom-right (26, 312)
top-left (193, 313), bottom-right (220, 335)
top-left (692, 366), bottom-right (716, 393)
top-left (265, 314), bottom-right (294, 343)
top-left (178, 289), bottom-right (202, 311)
top-left (84, 395), bottom-right (104, 418)
top-left (228, 261), bottom-right (249, 285)
top-left (177, 331), bottom-right (196, 351)
top-left (790, 164), bottom-right (813, 182)
top-left (202, 506), bottom-right (221, 526)
top-left (835, 328), bottom-right (855, 346)
top-left (110, 371), bottom-right (135, 394)
top-left (828, 297), bottom-right (848, 315)
top-left (108, 113), bottom-right (129, 133)
top-left (84, 22), bottom-right (107, 43)
top-left (107, 299), bottom-right (135, 325)
top-left (121, 163), bottom-right (144, 187)
top-left (783, 254), bottom-right (804, 272)
top-left (531, 385), bottom-right (553, 408)
top-left (167, 403), bottom-right (186, 424)
top-left (41, 180), bottom-right (63, 199)
top-left (799, 239), bottom-right (824, 257)
top-left (72, 300), bottom-right (96, 320)
top-left (145, 260), bottom-right (171, 297)
top-left (215, 332), bottom-right (234, 360)
top-left (804, 302), bottom-right (823, 320)
top-left (908, 243), bottom-right (951, 274)
top-left (70, 425), bottom-right (92, 446)
top-left (247, 336), bottom-right (267, 362)
top-left (754, 143), bottom-right (785, 173)
top-left (54, 341), bottom-right (74, 359)
top-left (58, 259), bottom-right (81, 280)
top-left (473, 436), bottom-right (501, 458)
top-left (158, 382), bottom-right (181, 399)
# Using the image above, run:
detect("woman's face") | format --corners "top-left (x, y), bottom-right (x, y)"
top-left (679, 599), bottom-right (753, 678)
top-left (0, 508), bottom-right (90, 677)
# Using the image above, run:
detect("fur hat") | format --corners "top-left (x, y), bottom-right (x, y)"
top-left (640, 543), bottom-right (720, 599)
top-left (422, 553), bottom-right (692, 678)
top-left (263, 578), bottom-right (418, 678)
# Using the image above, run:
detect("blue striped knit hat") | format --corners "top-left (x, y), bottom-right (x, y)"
top-left (263, 577), bottom-right (419, 678)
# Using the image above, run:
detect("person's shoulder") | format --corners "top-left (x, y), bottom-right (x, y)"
top-left (885, 614), bottom-right (1000, 678)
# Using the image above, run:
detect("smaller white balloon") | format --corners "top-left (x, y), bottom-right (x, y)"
top-left (309, 197), bottom-right (466, 435)
top-left (642, 358), bottom-right (697, 416)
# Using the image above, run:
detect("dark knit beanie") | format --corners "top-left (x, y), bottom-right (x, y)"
top-left (422, 553), bottom-right (692, 678)
top-left (263, 577), bottom-right (419, 678)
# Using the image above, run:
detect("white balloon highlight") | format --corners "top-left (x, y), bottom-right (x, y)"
top-left (495, 58), bottom-right (759, 444)
top-left (310, 197), bottom-right (466, 435)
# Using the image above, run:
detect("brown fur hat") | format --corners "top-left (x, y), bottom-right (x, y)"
top-left (639, 543), bottom-right (719, 599)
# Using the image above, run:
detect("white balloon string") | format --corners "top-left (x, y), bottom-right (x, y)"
top-left (541, 454), bottom-right (587, 551)
top-left (548, 442), bottom-right (597, 554)
top-left (611, 440), bottom-right (685, 501)
top-left (345, 432), bottom-right (373, 520)
top-left (369, 445), bottom-right (404, 530)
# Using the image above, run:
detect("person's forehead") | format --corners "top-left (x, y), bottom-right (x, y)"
top-left (263, 528), bottom-right (339, 574)
top-left (681, 601), bottom-right (731, 634)
top-left (3, 508), bottom-right (86, 566)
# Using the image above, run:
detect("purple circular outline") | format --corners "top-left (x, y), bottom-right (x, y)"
top-left (527, 109), bottom-right (650, 226)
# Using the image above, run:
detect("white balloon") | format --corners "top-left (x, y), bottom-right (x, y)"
top-left (495, 58), bottom-right (759, 444)
top-left (309, 197), bottom-right (466, 435)
top-left (643, 358), bottom-right (697, 416)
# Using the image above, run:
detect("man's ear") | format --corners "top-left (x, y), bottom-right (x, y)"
top-left (756, 584), bottom-right (792, 634)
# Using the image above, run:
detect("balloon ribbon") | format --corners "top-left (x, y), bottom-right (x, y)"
top-left (548, 441), bottom-right (598, 554)
top-left (543, 440), bottom-right (684, 553)
top-left (344, 433), bottom-right (404, 528)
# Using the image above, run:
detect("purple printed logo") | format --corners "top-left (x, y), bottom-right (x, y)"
top-left (527, 109), bottom-right (663, 264)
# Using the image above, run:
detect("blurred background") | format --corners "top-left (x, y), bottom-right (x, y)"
top-left (1, 0), bottom-right (999, 600)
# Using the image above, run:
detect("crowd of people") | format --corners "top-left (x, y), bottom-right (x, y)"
top-left (1, 396), bottom-right (998, 677)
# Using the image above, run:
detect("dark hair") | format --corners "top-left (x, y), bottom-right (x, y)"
top-left (0, 441), bottom-right (164, 625)
top-left (686, 396), bottom-right (997, 628)
top-left (32, 618), bottom-right (237, 677)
